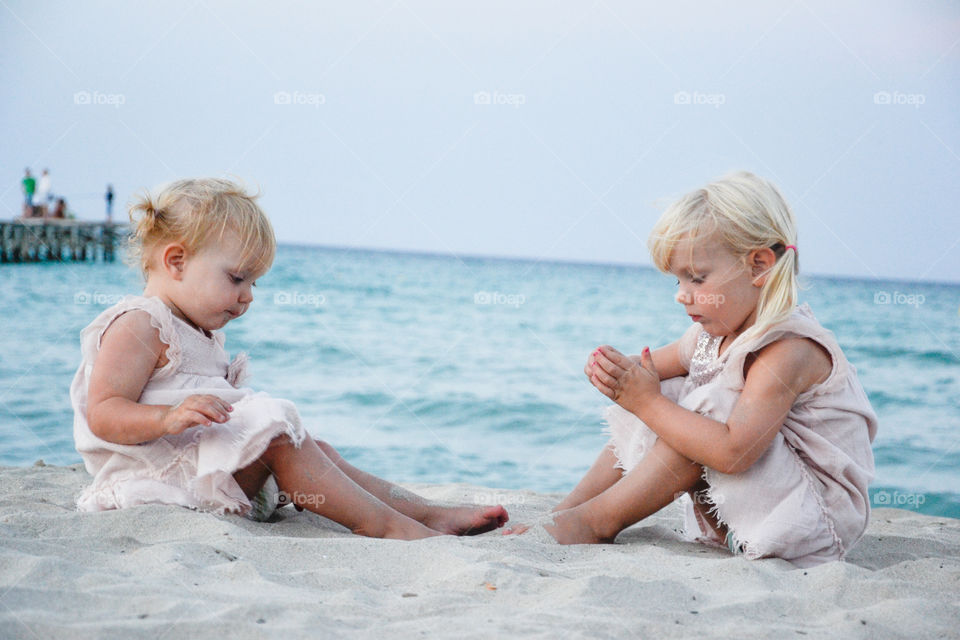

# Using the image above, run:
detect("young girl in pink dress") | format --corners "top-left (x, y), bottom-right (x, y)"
top-left (71, 178), bottom-right (508, 539)
top-left (507, 171), bottom-right (877, 567)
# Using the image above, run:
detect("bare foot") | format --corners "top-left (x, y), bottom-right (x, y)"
top-left (502, 508), bottom-right (613, 544)
top-left (423, 504), bottom-right (509, 536)
top-left (378, 518), bottom-right (445, 541)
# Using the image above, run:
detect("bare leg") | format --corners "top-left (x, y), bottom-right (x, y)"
top-left (508, 438), bottom-right (703, 544)
top-left (552, 444), bottom-right (623, 512)
top-left (313, 439), bottom-right (508, 534)
top-left (233, 436), bottom-right (439, 540)
top-left (688, 478), bottom-right (727, 541)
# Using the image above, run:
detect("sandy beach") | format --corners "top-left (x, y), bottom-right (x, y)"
top-left (1, 463), bottom-right (957, 639)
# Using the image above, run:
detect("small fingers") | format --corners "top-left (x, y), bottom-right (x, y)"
top-left (591, 365), bottom-right (618, 389)
top-left (203, 394), bottom-right (233, 413)
top-left (189, 403), bottom-right (227, 425)
top-left (590, 373), bottom-right (616, 399)
top-left (597, 345), bottom-right (634, 370)
top-left (194, 395), bottom-right (232, 422)
top-left (592, 350), bottom-right (626, 379)
top-left (173, 410), bottom-right (211, 431)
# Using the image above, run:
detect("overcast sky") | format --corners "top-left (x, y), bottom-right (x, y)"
top-left (3, 1), bottom-right (959, 282)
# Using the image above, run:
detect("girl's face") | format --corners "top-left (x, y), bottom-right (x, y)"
top-left (669, 232), bottom-right (763, 341)
top-left (156, 231), bottom-right (264, 332)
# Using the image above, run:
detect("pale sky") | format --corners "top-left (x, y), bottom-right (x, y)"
top-left (3, 1), bottom-right (959, 282)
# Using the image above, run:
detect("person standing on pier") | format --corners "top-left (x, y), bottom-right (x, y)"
top-left (105, 184), bottom-right (114, 222)
top-left (21, 169), bottom-right (36, 217)
top-left (36, 169), bottom-right (52, 217)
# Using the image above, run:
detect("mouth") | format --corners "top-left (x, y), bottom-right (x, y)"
top-left (689, 314), bottom-right (703, 323)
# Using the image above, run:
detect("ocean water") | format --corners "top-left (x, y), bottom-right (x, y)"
top-left (1, 245), bottom-right (958, 519)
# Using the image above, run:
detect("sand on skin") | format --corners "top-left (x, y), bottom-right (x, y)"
top-left (0, 463), bottom-right (957, 639)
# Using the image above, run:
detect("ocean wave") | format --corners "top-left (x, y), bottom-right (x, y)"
top-left (851, 344), bottom-right (958, 366)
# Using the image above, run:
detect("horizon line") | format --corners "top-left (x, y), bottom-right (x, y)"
top-left (276, 240), bottom-right (960, 288)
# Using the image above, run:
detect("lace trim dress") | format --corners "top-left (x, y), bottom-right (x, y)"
top-left (70, 295), bottom-right (307, 516)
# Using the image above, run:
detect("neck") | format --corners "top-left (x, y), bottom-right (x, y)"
top-left (142, 279), bottom-right (207, 336)
top-left (720, 308), bottom-right (758, 354)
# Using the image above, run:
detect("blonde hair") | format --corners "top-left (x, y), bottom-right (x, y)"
top-left (127, 178), bottom-right (276, 278)
top-left (648, 171), bottom-right (800, 342)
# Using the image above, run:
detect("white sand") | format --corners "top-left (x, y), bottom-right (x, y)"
top-left (1, 463), bottom-right (958, 639)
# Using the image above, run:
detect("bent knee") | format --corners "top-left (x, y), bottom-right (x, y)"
top-left (314, 438), bottom-right (337, 457)
top-left (264, 433), bottom-right (298, 454)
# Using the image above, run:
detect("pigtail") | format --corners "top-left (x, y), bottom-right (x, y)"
top-left (126, 188), bottom-right (175, 276)
top-left (750, 242), bottom-right (800, 343)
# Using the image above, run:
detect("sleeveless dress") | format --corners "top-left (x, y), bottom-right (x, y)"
top-left (604, 304), bottom-right (877, 567)
top-left (70, 295), bottom-right (307, 516)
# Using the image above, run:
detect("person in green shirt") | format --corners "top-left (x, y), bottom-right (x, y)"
top-left (22, 168), bottom-right (36, 217)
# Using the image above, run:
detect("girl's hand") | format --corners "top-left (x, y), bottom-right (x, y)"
top-left (584, 344), bottom-right (630, 380)
top-left (161, 394), bottom-right (233, 436)
top-left (589, 346), bottom-right (662, 414)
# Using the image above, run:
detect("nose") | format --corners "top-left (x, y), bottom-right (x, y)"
top-left (675, 288), bottom-right (693, 306)
top-left (238, 284), bottom-right (254, 304)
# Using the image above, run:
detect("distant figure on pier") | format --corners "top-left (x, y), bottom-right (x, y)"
top-left (21, 169), bottom-right (36, 217)
top-left (105, 184), bottom-right (114, 222)
top-left (35, 169), bottom-right (52, 217)
top-left (51, 198), bottom-right (67, 219)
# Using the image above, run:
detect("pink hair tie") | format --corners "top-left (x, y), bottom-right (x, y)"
top-left (785, 245), bottom-right (797, 253)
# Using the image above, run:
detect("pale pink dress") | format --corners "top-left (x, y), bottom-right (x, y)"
top-left (70, 295), bottom-right (307, 516)
top-left (604, 304), bottom-right (878, 567)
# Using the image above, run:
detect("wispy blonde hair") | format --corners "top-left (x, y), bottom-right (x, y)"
top-left (127, 178), bottom-right (276, 278)
top-left (648, 171), bottom-right (800, 342)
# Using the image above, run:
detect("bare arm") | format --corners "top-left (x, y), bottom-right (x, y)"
top-left (86, 310), bottom-right (233, 445)
top-left (591, 338), bottom-right (831, 474)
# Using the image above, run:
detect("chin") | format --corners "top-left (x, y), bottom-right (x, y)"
top-left (202, 318), bottom-right (228, 331)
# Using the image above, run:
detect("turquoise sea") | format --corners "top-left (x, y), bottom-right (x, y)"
top-left (2, 245), bottom-right (958, 518)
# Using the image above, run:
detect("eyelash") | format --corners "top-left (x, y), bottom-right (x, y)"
top-left (676, 277), bottom-right (705, 285)
top-left (230, 274), bottom-right (256, 286)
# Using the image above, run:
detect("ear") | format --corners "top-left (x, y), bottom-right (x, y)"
top-left (160, 243), bottom-right (188, 280)
top-left (748, 247), bottom-right (777, 287)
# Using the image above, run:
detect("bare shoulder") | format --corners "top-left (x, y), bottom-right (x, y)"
top-left (744, 337), bottom-right (832, 395)
top-left (101, 309), bottom-right (169, 367)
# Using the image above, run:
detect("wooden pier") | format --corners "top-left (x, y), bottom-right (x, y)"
top-left (0, 220), bottom-right (128, 264)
